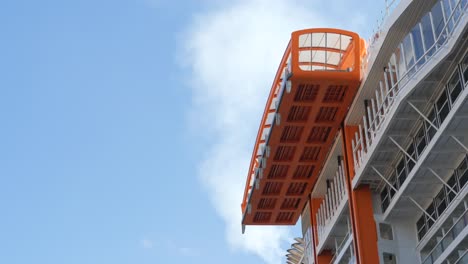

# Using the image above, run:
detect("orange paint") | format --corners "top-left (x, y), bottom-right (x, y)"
top-left (241, 28), bottom-right (366, 226)
top-left (316, 250), bottom-right (333, 264)
top-left (350, 185), bottom-right (379, 264)
top-left (343, 126), bottom-right (379, 264)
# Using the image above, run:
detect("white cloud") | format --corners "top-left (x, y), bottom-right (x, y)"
top-left (141, 239), bottom-right (154, 249)
top-left (179, 0), bottom-right (371, 263)
top-left (180, 1), bottom-right (324, 263)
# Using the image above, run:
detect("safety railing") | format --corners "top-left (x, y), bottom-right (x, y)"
top-left (330, 230), bottom-right (353, 264)
top-left (421, 208), bottom-right (468, 264)
top-left (316, 164), bottom-right (348, 244)
top-left (351, 0), bottom-right (467, 174)
top-left (241, 50), bottom-right (292, 214)
top-left (367, 0), bottom-right (401, 57)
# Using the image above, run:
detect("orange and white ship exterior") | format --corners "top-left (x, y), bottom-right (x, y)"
top-left (241, 0), bottom-right (468, 263)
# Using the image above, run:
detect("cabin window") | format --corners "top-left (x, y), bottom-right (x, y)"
top-left (379, 223), bottom-right (394, 240)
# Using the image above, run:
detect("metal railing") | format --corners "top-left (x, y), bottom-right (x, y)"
top-left (422, 208), bottom-right (468, 264)
top-left (352, 0), bottom-right (467, 174)
top-left (330, 231), bottom-right (353, 264)
top-left (316, 164), bottom-right (348, 244)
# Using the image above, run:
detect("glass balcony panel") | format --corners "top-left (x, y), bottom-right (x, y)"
top-left (450, 0), bottom-right (462, 23)
top-left (442, 0), bottom-right (455, 33)
top-left (431, 2), bottom-right (447, 46)
top-left (396, 45), bottom-right (407, 84)
top-left (412, 24), bottom-right (426, 67)
top-left (421, 13), bottom-right (436, 57)
top-left (403, 34), bottom-right (416, 76)
top-left (433, 243), bottom-right (444, 260)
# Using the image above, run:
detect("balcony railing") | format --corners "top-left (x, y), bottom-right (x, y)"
top-left (351, 0), bottom-right (467, 176)
top-left (316, 163), bottom-right (348, 244)
top-left (455, 250), bottom-right (468, 263)
top-left (330, 231), bottom-right (353, 264)
top-left (377, 59), bottom-right (468, 217)
top-left (416, 155), bottom-right (468, 241)
top-left (421, 207), bottom-right (468, 264)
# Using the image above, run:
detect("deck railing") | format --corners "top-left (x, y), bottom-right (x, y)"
top-left (351, 0), bottom-right (467, 175)
top-left (316, 164), bottom-right (348, 244)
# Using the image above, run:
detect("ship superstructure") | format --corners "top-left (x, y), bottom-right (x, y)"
top-left (241, 0), bottom-right (468, 263)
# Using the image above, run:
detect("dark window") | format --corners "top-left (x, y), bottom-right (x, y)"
top-left (448, 70), bottom-right (462, 105)
top-left (458, 157), bottom-right (468, 187)
top-left (396, 159), bottom-right (407, 187)
top-left (435, 188), bottom-right (447, 216)
top-left (447, 175), bottom-right (458, 202)
top-left (381, 187), bottom-right (390, 212)
top-left (417, 215), bottom-right (427, 240)
top-left (427, 204), bottom-right (436, 228)
top-left (436, 90), bottom-right (450, 123)
top-left (462, 52), bottom-right (468, 84)
top-left (406, 143), bottom-right (416, 172)
top-left (415, 127), bottom-right (427, 157)
top-left (425, 108), bottom-right (438, 141)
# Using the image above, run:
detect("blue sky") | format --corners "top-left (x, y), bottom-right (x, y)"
top-left (0, 0), bottom-right (383, 263)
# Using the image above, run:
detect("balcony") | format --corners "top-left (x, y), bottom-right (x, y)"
top-left (421, 207), bottom-right (468, 264)
top-left (315, 163), bottom-right (349, 250)
top-left (241, 28), bottom-right (365, 226)
top-left (330, 231), bottom-right (355, 264)
top-left (350, 0), bottom-right (468, 190)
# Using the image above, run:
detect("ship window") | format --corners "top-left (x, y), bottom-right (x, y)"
top-left (406, 143), bottom-right (416, 172)
top-left (381, 187), bottom-right (390, 212)
top-left (442, 0), bottom-right (455, 33)
top-left (389, 175), bottom-right (397, 197)
top-left (457, 156), bottom-right (468, 187)
top-left (450, 0), bottom-right (462, 23)
top-left (415, 126), bottom-right (427, 158)
top-left (417, 215), bottom-right (427, 240)
top-left (447, 175), bottom-right (458, 202)
top-left (436, 90), bottom-right (450, 124)
top-left (411, 24), bottom-right (425, 67)
top-left (426, 204), bottom-right (436, 228)
top-left (396, 45), bottom-right (407, 84)
top-left (435, 188), bottom-right (447, 216)
top-left (421, 13), bottom-right (435, 57)
top-left (403, 34), bottom-right (415, 76)
top-left (379, 223), bottom-right (394, 240)
top-left (383, 252), bottom-right (397, 264)
top-left (425, 108), bottom-right (438, 140)
top-left (448, 70), bottom-right (462, 104)
top-left (431, 1), bottom-right (446, 46)
top-left (396, 158), bottom-right (407, 186)
top-left (462, 52), bottom-right (468, 84)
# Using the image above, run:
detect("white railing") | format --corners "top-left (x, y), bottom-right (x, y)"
top-left (331, 231), bottom-right (354, 264)
top-left (366, 0), bottom-right (401, 63)
top-left (316, 164), bottom-right (348, 243)
top-left (351, 0), bottom-right (467, 174)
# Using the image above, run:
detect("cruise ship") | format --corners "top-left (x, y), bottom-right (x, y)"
top-left (240, 0), bottom-right (468, 263)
